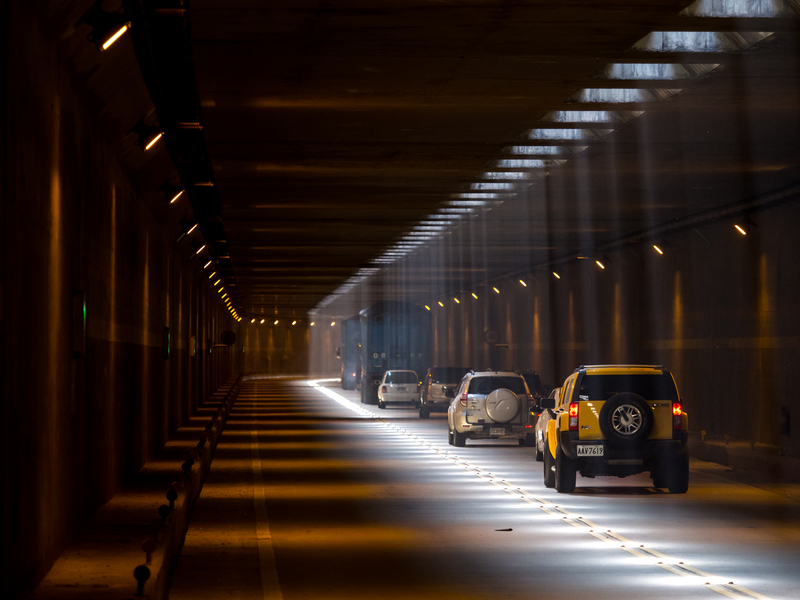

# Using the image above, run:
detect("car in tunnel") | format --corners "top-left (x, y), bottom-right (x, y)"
top-left (377, 370), bottom-right (420, 409)
top-left (540, 365), bottom-right (689, 493)
top-left (534, 387), bottom-right (560, 461)
top-left (446, 371), bottom-right (535, 447)
top-left (418, 366), bottom-right (470, 419)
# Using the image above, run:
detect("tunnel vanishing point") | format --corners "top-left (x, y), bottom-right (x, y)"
top-left (2, 0), bottom-right (800, 597)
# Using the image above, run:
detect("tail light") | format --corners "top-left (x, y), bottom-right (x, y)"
top-left (672, 402), bottom-right (682, 429)
top-left (568, 402), bottom-right (579, 430)
top-left (460, 393), bottom-right (468, 407)
top-left (381, 385), bottom-right (387, 393)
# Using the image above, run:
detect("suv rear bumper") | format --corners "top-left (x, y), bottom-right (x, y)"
top-left (464, 424), bottom-right (529, 439)
top-left (558, 429), bottom-right (688, 476)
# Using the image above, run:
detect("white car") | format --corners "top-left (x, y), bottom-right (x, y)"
top-left (377, 370), bottom-right (419, 409)
top-left (446, 371), bottom-right (535, 447)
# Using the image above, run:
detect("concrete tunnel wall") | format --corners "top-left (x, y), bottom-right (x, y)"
top-left (0, 2), bottom-right (245, 595)
top-left (425, 203), bottom-right (799, 450)
top-left (311, 201), bottom-right (799, 453)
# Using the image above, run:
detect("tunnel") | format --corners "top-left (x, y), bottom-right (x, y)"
top-left (2, 1), bottom-right (800, 598)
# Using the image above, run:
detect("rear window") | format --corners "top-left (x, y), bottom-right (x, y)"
top-left (468, 376), bottom-right (527, 395)
top-left (386, 371), bottom-right (418, 384)
top-left (578, 374), bottom-right (678, 402)
top-left (431, 367), bottom-right (470, 384)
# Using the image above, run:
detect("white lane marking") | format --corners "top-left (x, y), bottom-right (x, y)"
top-left (251, 402), bottom-right (284, 600)
top-left (307, 380), bottom-right (776, 600)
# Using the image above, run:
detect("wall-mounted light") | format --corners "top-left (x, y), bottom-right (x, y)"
top-left (596, 259), bottom-right (606, 270)
top-left (159, 181), bottom-right (184, 204)
top-left (292, 320), bottom-right (297, 325)
top-left (331, 321), bottom-right (336, 326)
top-left (552, 272), bottom-right (561, 279)
top-left (310, 322), bottom-right (315, 326)
top-left (208, 271), bottom-right (216, 279)
top-left (519, 279), bottom-right (527, 287)
top-left (424, 305), bottom-right (431, 310)
top-left (438, 301), bottom-right (444, 307)
top-left (251, 318), bottom-right (256, 324)
top-left (130, 116), bottom-right (163, 152)
top-left (274, 320), bottom-right (279, 325)
top-left (176, 216), bottom-right (198, 243)
top-left (734, 215), bottom-right (756, 236)
top-left (77, 1), bottom-right (131, 51)
top-left (454, 297), bottom-right (460, 304)
top-left (493, 287), bottom-right (500, 294)
top-left (203, 260), bottom-right (212, 269)
top-left (653, 242), bottom-right (665, 255)
top-left (472, 292), bottom-right (478, 299)
top-left (213, 279), bottom-right (221, 286)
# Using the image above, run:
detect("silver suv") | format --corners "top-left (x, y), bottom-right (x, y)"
top-left (446, 371), bottom-right (535, 447)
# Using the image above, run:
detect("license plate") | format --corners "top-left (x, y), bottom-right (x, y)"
top-left (577, 444), bottom-right (604, 456)
top-left (490, 427), bottom-right (505, 436)
top-left (396, 386), bottom-right (406, 392)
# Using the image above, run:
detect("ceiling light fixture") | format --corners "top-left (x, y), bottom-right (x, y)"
top-left (130, 116), bottom-right (163, 152)
top-left (77, 1), bottom-right (131, 52)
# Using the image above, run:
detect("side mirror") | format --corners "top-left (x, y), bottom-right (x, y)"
top-left (536, 397), bottom-right (556, 410)
top-left (444, 388), bottom-right (456, 399)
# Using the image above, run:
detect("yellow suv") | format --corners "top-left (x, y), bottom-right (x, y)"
top-left (541, 365), bottom-right (689, 493)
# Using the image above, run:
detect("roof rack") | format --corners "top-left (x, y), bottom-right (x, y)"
top-left (577, 364), bottom-right (665, 369)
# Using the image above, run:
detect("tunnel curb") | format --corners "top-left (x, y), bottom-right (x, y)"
top-left (144, 377), bottom-right (243, 600)
top-left (689, 434), bottom-right (800, 484)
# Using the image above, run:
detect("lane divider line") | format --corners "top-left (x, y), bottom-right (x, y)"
top-left (307, 380), bottom-right (775, 600)
top-left (250, 401), bottom-right (284, 600)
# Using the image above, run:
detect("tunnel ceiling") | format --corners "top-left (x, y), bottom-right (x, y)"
top-left (183, 0), bottom-right (800, 318)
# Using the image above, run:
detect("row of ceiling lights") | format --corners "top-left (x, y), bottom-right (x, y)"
top-left (326, 0), bottom-right (784, 302)
top-left (245, 319), bottom-right (338, 327)
top-left (77, 2), bottom-right (243, 324)
top-left (421, 216), bottom-right (756, 308)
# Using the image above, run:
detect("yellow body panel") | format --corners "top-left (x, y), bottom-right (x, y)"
top-left (577, 402), bottom-right (603, 439)
top-left (583, 367), bottom-right (664, 376)
top-left (547, 419), bottom-right (559, 457)
top-left (575, 399), bottom-right (683, 440)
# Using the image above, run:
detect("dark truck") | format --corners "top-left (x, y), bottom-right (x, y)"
top-left (359, 302), bottom-right (432, 405)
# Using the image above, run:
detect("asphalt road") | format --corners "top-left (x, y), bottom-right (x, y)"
top-left (169, 377), bottom-right (800, 600)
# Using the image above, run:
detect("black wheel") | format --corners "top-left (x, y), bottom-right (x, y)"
top-left (453, 430), bottom-right (467, 447)
top-left (535, 448), bottom-right (543, 462)
top-left (598, 393), bottom-right (653, 449)
top-left (419, 409), bottom-right (430, 419)
top-left (665, 455), bottom-right (689, 494)
top-left (543, 439), bottom-right (555, 488)
top-left (555, 445), bottom-right (577, 493)
top-left (448, 430), bottom-right (454, 445)
top-left (378, 399), bottom-right (386, 409)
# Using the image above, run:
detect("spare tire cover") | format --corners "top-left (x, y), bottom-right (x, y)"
top-left (485, 388), bottom-right (520, 423)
